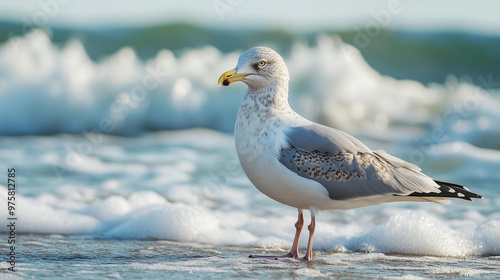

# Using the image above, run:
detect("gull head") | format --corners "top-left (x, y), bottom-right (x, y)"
top-left (218, 47), bottom-right (290, 91)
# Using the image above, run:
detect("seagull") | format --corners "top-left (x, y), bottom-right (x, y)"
top-left (217, 46), bottom-right (483, 261)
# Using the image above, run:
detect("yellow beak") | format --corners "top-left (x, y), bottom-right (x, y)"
top-left (217, 68), bottom-right (251, 87)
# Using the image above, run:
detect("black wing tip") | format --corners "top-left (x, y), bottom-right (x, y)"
top-left (434, 180), bottom-right (483, 200)
top-left (408, 180), bottom-right (483, 201)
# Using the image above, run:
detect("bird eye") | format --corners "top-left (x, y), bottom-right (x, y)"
top-left (257, 60), bottom-right (267, 68)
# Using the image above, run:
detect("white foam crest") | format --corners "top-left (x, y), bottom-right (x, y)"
top-left (103, 202), bottom-right (256, 245)
top-left (344, 211), bottom-right (500, 257)
top-left (346, 211), bottom-right (476, 256)
top-left (287, 36), bottom-right (500, 147)
top-left (1, 30), bottom-right (57, 83)
top-left (2, 30), bottom-right (499, 139)
top-left (0, 30), bottom-right (241, 135)
top-left (83, 195), bottom-right (132, 221)
top-left (288, 35), bottom-right (439, 133)
top-left (0, 189), bottom-right (104, 235)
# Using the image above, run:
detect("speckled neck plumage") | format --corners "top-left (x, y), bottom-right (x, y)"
top-left (242, 84), bottom-right (291, 112)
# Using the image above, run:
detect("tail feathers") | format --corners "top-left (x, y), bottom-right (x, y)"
top-left (407, 180), bottom-right (483, 201)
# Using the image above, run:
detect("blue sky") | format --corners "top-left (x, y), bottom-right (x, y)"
top-left (0, 0), bottom-right (499, 35)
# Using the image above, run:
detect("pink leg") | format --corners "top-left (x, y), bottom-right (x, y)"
top-left (303, 209), bottom-right (316, 261)
top-left (249, 209), bottom-right (304, 259)
top-left (287, 209), bottom-right (304, 258)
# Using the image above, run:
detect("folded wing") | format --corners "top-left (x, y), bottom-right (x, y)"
top-left (279, 125), bottom-right (447, 201)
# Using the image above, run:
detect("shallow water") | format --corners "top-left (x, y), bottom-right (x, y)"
top-left (4, 235), bottom-right (500, 279)
top-left (0, 131), bottom-right (499, 279)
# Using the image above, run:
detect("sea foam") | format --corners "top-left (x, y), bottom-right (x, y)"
top-left (1, 30), bottom-right (499, 140)
top-left (1, 174), bottom-right (498, 257)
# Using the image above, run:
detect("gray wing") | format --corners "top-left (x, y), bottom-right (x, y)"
top-left (279, 125), bottom-right (437, 200)
top-left (284, 124), bottom-right (371, 154)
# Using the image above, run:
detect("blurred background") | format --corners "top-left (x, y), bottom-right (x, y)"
top-left (0, 0), bottom-right (499, 136)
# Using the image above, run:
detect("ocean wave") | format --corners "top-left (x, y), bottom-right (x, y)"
top-left (1, 29), bottom-right (499, 146)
